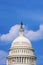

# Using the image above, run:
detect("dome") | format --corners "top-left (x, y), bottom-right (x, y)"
top-left (11, 35), bottom-right (32, 48)
top-left (11, 23), bottom-right (32, 48)
top-left (7, 23), bottom-right (36, 65)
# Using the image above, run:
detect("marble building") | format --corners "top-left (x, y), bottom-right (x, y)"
top-left (6, 23), bottom-right (36, 65)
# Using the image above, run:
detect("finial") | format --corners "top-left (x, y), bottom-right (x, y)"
top-left (19, 22), bottom-right (24, 35)
top-left (21, 22), bottom-right (23, 29)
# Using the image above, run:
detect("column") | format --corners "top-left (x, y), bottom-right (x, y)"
top-left (21, 57), bottom-right (23, 64)
top-left (26, 57), bottom-right (27, 64)
top-left (24, 57), bottom-right (26, 63)
top-left (17, 57), bottom-right (19, 63)
top-left (28, 57), bottom-right (29, 64)
top-left (20, 57), bottom-right (21, 63)
top-left (23, 57), bottom-right (24, 64)
top-left (21, 57), bottom-right (22, 63)
top-left (22, 57), bottom-right (23, 63)
top-left (27, 57), bottom-right (28, 64)
top-left (16, 57), bottom-right (17, 64)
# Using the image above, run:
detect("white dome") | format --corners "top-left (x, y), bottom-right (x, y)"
top-left (11, 35), bottom-right (32, 48)
top-left (11, 23), bottom-right (32, 48)
top-left (7, 23), bottom-right (36, 65)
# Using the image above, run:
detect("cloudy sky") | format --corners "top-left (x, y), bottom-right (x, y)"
top-left (0, 0), bottom-right (43, 65)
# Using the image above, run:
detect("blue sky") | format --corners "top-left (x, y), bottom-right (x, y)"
top-left (0, 0), bottom-right (43, 65)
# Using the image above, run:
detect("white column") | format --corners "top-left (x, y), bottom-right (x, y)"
top-left (26, 57), bottom-right (27, 63)
top-left (16, 57), bottom-right (17, 63)
top-left (17, 57), bottom-right (18, 63)
top-left (21, 57), bottom-right (22, 63)
top-left (27, 58), bottom-right (29, 64)
top-left (24, 58), bottom-right (26, 63)
top-left (27, 57), bottom-right (29, 64)
top-left (23, 58), bottom-right (24, 64)
top-left (22, 57), bottom-right (23, 63)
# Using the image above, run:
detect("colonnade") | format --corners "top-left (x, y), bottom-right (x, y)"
top-left (14, 57), bottom-right (30, 64)
top-left (7, 56), bottom-right (35, 65)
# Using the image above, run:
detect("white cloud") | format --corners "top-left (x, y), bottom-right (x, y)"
top-left (0, 24), bottom-right (43, 44)
top-left (0, 25), bottom-right (20, 43)
top-left (25, 25), bottom-right (43, 41)
top-left (0, 50), bottom-right (8, 65)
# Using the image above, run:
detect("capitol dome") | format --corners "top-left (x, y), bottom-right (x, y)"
top-left (11, 23), bottom-right (32, 48)
top-left (12, 34), bottom-right (32, 48)
top-left (7, 23), bottom-right (36, 65)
